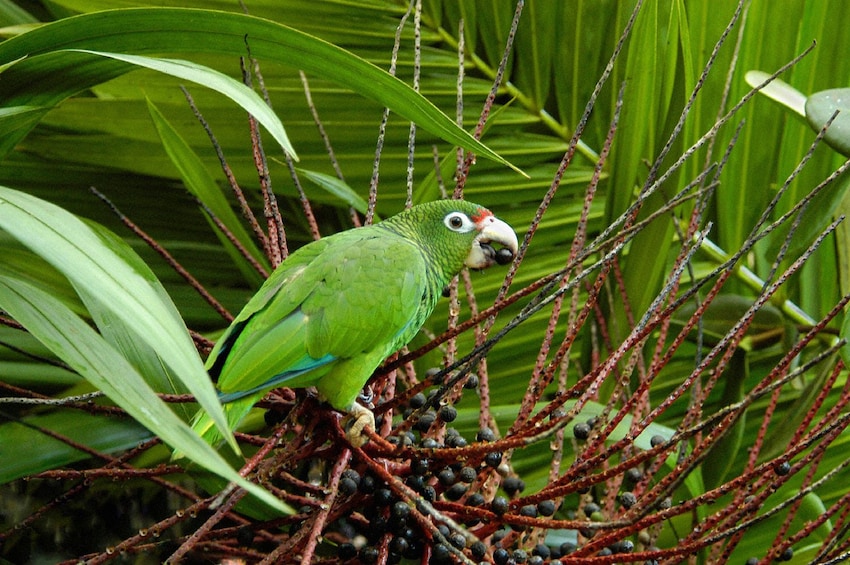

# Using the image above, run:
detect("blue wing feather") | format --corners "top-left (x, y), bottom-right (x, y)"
top-left (217, 352), bottom-right (335, 403)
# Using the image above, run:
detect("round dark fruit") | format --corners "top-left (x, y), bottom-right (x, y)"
top-left (359, 546), bottom-right (379, 563)
top-left (459, 466), bottom-right (476, 483)
top-left (537, 500), bottom-right (556, 516)
top-left (493, 547), bottom-right (510, 565)
top-left (484, 451), bottom-right (503, 468)
top-left (619, 491), bottom-right (637, 509)
top-left (338, 542), bottom-right (357, 560)
top-left (444, 483), bottom-right (468, 501)
top-left (391, 501), bottom-right (410, 521)
top-left (532, 544), bottom-right (550, 558)
top-left (438, 405), bottom-right (458, 422)
top-left (491, 496), bottom-right (509, 515)
top-left (445, 433), bottom-right (468, 448)
top-left (583, 502), bottom-right (600, 518)
top-left (421, 485), bottom-right (437, 502)
top-left (339, 477), bottom-right (358, 496)
top-left (390, 536), bottom-right (409, 556)
top-left (431, 542), bottom-right (451, 564)
top-left (409, 392), bottom-right (427, 409)
top-left (437, 468), bottom-right (456, 486)
top-left (374, 488), bottom-right (393, 506)
top-left (411, 458), bottom-right (430, 476)
top-left (625, 468), bottom-right (644, 484)
top-left (502, 477), bottom-right (525, 496)
top-left (414, 412), bottom-right (436, 432)
top-left (449, 532), bottom-right (466, 549)
top-left (573, 422), bottom-right (591, 440)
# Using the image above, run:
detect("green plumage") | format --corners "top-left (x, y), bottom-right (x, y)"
top-left (191, 199), bottom-right (516, 449)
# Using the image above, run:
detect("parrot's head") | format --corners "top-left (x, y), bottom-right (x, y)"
top-left (385, 200), bottom-right (518, 278)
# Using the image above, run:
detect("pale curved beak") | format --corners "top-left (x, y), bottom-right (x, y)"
top-left (465, 215), bottom-right (519, 269)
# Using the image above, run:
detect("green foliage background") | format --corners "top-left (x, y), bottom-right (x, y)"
top-left (1, 0), bottom-right (849, 562)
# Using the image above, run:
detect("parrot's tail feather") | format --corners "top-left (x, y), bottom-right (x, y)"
top-left (217, 355), bottom-right (335, 404)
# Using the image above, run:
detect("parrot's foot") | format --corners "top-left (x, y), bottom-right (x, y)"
top-left (343, 403), bottom-right (375, 447)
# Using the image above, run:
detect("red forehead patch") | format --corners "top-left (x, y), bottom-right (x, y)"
top-left (471, 208), bottom-right (493, 224)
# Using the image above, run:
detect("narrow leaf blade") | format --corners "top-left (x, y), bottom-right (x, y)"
top-left (0, 186), bottom-right (236, 451)
top-left (0, 273), bottom-right (292, 514)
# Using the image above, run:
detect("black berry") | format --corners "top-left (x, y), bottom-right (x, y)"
top-left (437, 468), bottom-right (456, 486)
top-left (573, 422), bottom-right (591, 440)
top-left (438, 404), bottom-right (457, 422)
top-left (458, 466), bottom-right (476, 483)
top-left (519, 504), bottom-right (537, 517)
top-left (537, 500), bottom-right (556, 516)
top-left (493, 547), bottom-right (510, 565)
top-left (409, 392), bottom-right (427, 409)
top-left (484, 451), bottom-right (503, 467)
top-left (502, 477), bottom-right (525, 497)
top-left (491, 496), bottom-right (509, 515)
top-left (619, 491), bottom-right (637, 508)
top-left (444, 483), bottom-right (468, 501)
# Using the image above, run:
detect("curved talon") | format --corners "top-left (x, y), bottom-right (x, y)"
top-left (344, 403), bottom-right (375, 447)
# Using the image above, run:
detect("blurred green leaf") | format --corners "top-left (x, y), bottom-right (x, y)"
top-left (0, 186), bottom-right (233, 442)
top-left (82, 50), bottom-right (296, 159)
top-left (0, 272), bottom-right (291, 513)
top-left (295, 167), bottom-right (370, 215)
top-left (805, 87), bottom-right (850, 156)
top-left (0, 7), bottom-right (518, 172)
top-left (0, 411), bottom-right (151, 484)
top-left (146, 97), bottom-right (267, 286)
top-left (745, 70), bottom-right (807, 118)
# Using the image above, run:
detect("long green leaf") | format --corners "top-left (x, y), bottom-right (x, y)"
top-left (0, 7), bottom-right (519, 173)
top-left (295, 167), bottom-right (370, 215)
top-left (0, 0), bottom-right (36, 26)
top-left (0, 186), bottom-right (236, 450)
top-left (79, 50), bottom-right (295, 159)
top-left (0, 273), bottom-right (291, 514)
top-left (146, 97), bottom-right (267, 285)
top-left (0, 105), bottom-right (47, 135)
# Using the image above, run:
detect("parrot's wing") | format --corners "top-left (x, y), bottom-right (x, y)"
top-left (301, 231), bottom-right (430, 360)
top-left (208, 229), bottom-right (429, 399)
top-left (205, 240), bottom-right (330, 378)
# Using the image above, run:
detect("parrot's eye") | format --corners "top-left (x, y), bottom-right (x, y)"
top-left (444, 212), bottom-right (475, 233)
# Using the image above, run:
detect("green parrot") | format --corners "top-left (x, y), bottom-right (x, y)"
top-left (191, 199), bottom-right (517, 449)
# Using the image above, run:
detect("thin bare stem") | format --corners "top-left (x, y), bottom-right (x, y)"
top-left (454, 0), bottom-right (523, 198)
top-left (180, 86), bottom-right (272, 263)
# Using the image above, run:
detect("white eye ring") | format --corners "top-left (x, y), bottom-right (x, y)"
top-left (444, 211), bottom-right (475, 233)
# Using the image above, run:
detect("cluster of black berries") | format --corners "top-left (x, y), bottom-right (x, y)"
top-left (330, 389), bottom-right (648, 563)
top-left (335, 473), bottom-right (428, 563)
top-left (334, 468), bottom-right (484, 563)
top-left (332, 441), bottom-right (505, 563)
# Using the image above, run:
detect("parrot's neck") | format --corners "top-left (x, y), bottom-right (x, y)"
top-left (376, 222), bottom-right (463, 290)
